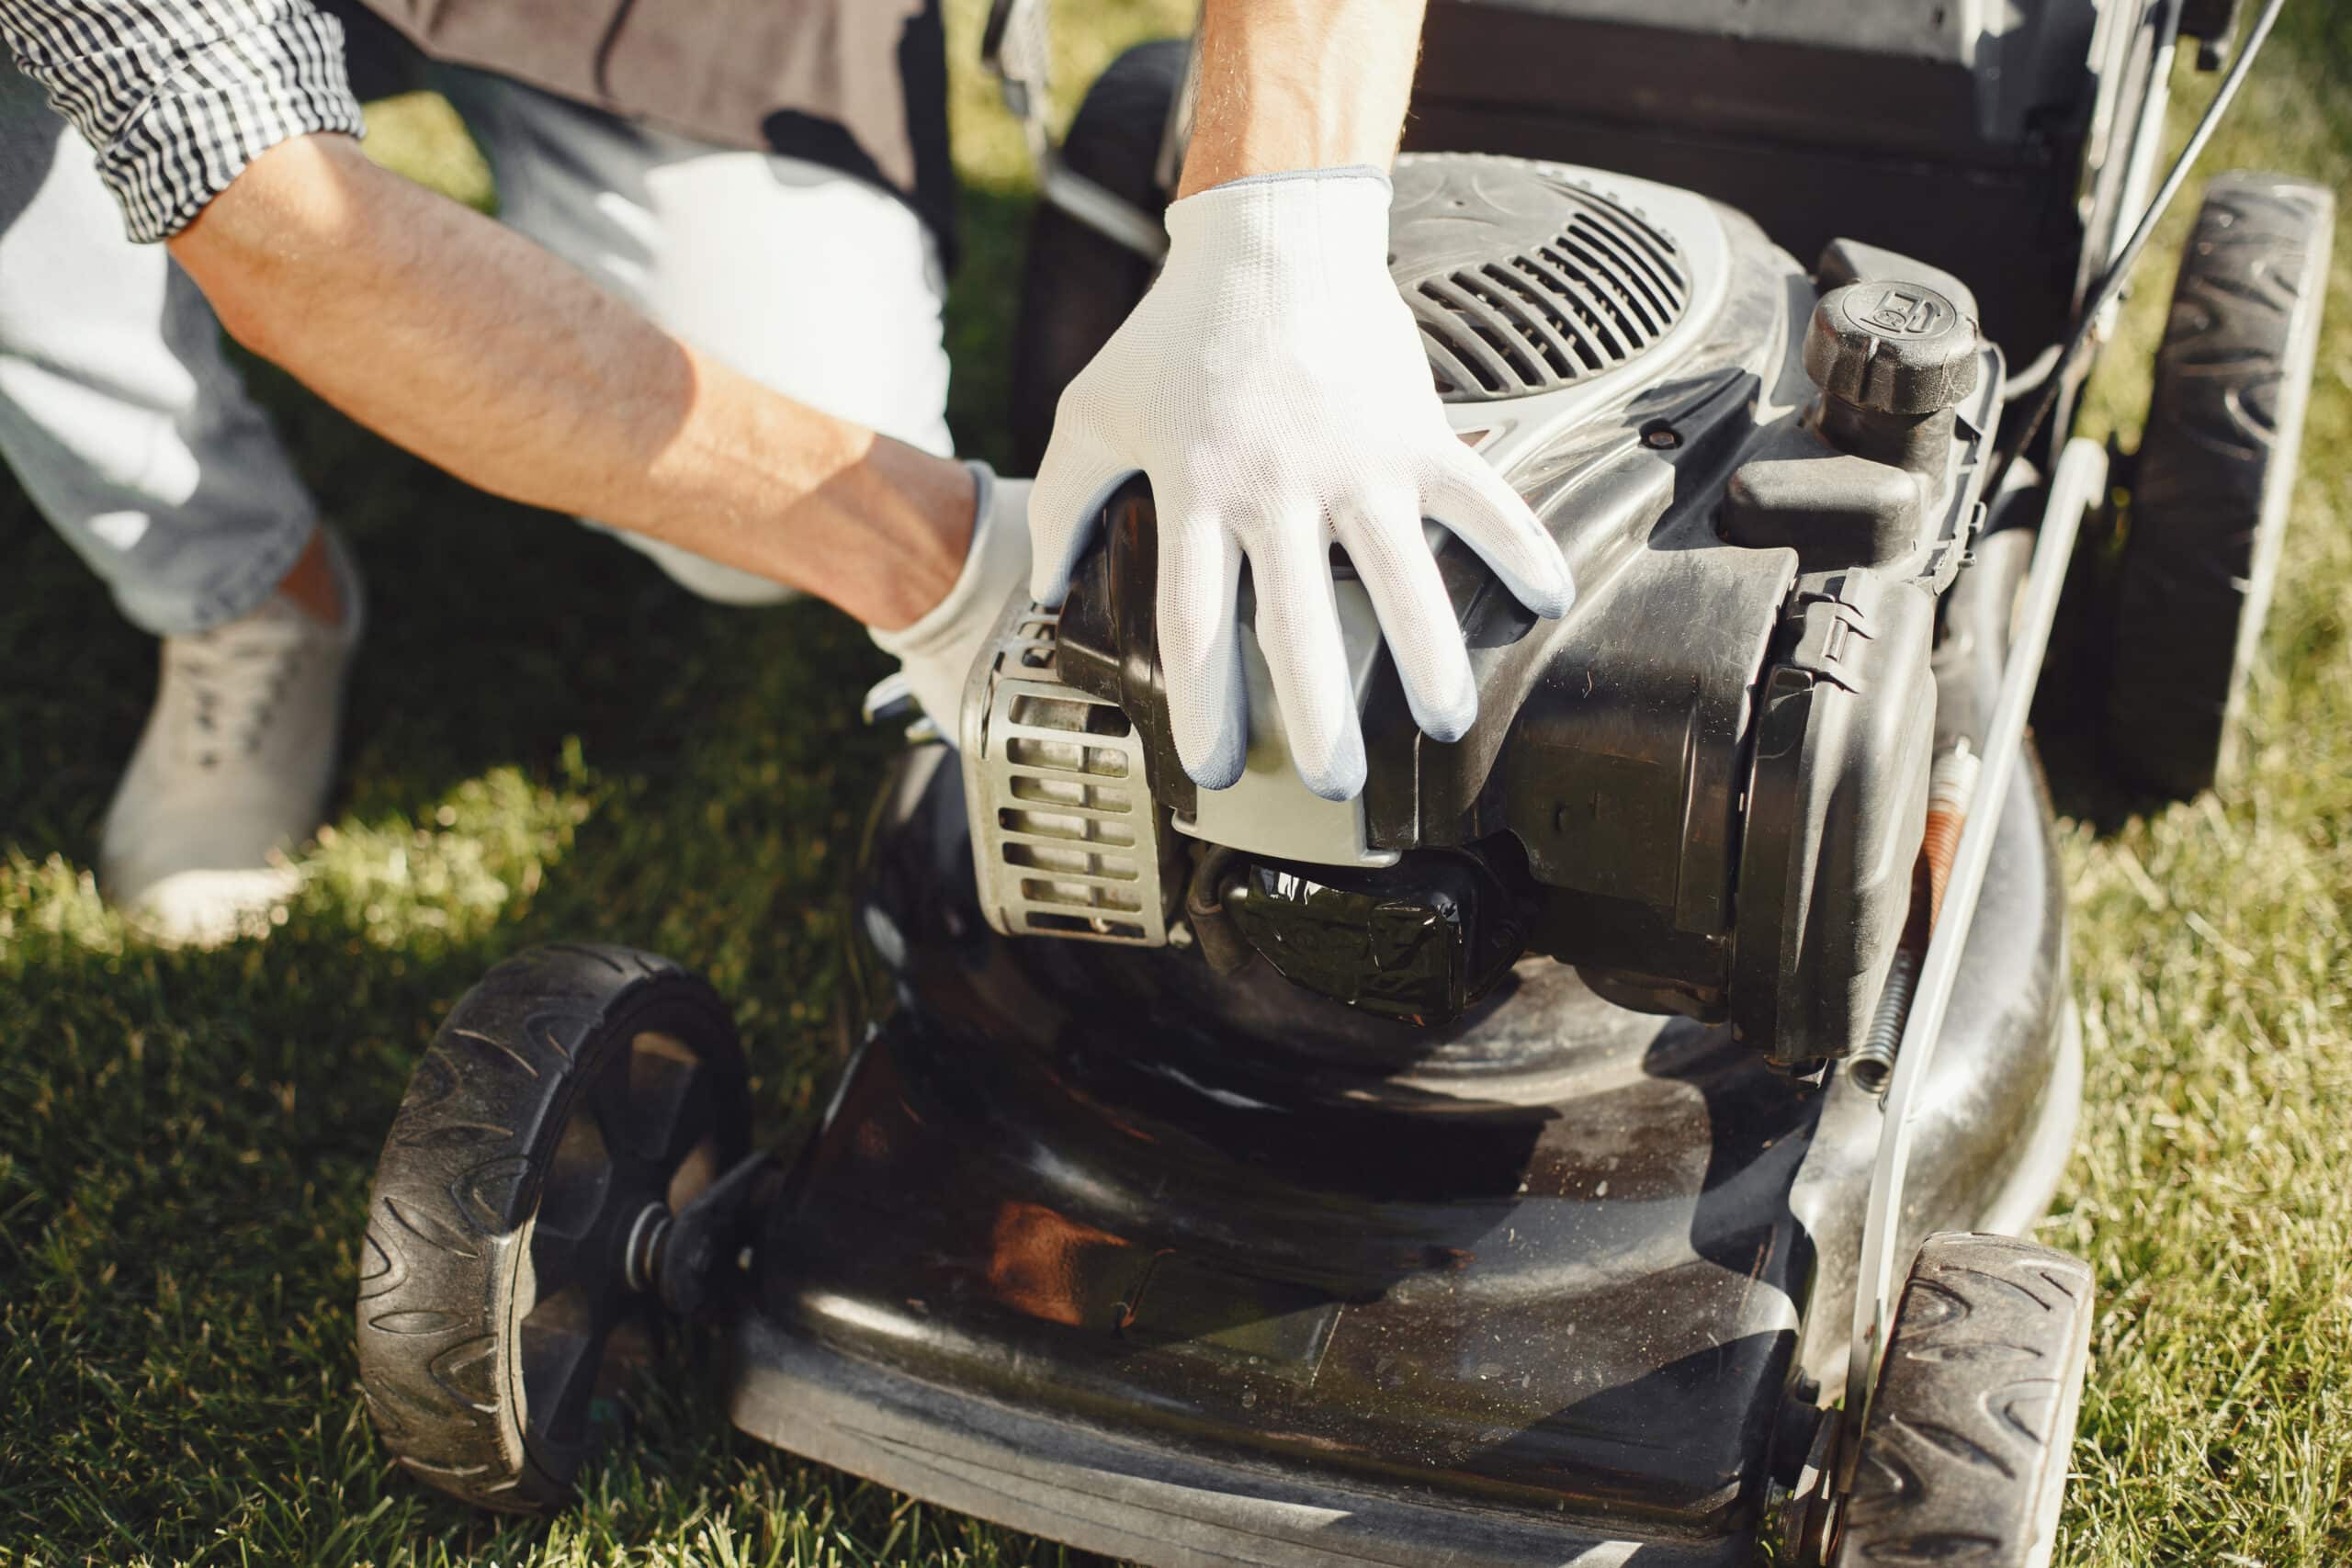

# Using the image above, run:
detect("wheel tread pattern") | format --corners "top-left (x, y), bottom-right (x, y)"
top-left (354, 942), bottom-right (744, 1514)
top-left (2106, 173), bottom-right (2334, 797)
top-left (1834, 1233), bottom-right (2095, 1568)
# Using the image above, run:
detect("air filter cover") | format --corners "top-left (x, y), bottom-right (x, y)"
top-left (1390, 156), bottom-right (1695, 402)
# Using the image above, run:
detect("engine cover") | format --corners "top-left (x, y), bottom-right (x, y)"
top-left (967, 153), bottom-right (2004, 1066)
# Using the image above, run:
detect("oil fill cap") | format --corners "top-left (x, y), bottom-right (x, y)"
top-left (1804, 281), bottom-right (1979, 417)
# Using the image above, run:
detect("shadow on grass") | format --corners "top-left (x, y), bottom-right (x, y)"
top-left (2026, 505), bottom-right (2163, 841)
top-left (0, 180), bottom-right (1100, 1563)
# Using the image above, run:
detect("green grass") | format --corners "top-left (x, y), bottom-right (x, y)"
top-left (0, 4), bottom-right (2346, 1563)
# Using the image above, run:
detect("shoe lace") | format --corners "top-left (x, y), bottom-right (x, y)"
top-left (166, 615), bottom-right (312, 769)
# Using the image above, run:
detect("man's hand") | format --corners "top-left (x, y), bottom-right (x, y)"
top-left (1028, 0), bottom-right (1575, 801)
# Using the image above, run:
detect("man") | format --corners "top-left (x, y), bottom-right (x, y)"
top-left (0, 0), bottom-right (1573, 943)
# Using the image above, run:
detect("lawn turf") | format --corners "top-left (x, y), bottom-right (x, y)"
top-left (2, 2), bottom-right (2347, 1562)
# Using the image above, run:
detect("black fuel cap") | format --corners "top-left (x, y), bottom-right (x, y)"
top-left (1804, 281), bottom-right (1980, 416)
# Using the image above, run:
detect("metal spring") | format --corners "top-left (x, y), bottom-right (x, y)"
top-left (1848, 744), bottom-right (1981, 1098)
top-left (1849, 945), bottom-right (1918, 1098)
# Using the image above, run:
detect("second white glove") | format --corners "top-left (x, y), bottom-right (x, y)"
top-left (870, 462), bottom-right (1033, 738)
top-left (1031, 167), bottom-right (1575, 801)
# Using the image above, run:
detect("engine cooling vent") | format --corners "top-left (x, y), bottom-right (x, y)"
top-left (962, 604), bottom-right (1177, 946)
top-left (1390, 154), bottom-right (1693, 402)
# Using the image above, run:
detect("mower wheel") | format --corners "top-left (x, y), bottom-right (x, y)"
top-left (356, 943), bottom-right (747, 1512)
top-left (1832, 1234), bottom-right (2094, 1568)
top-left (1009, 38), bottom-right (1185, 471)
top-left (2105, 172), bottom-right (2333, 799)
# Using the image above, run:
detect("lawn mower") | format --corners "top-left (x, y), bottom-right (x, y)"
top-left (353, 1), bottom-right (2331, 1562)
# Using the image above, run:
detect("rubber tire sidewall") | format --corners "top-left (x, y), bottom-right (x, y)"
top-left (2104, 172), bottom-right (2333, 799)
top-left (356, 944), bottom-right (744, 1513)
top-left (1008, 39), bottom-right (1187, 473)
top-left (1832, 1233), bottom-right (2095, 1568)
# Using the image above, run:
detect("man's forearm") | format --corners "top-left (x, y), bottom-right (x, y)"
top-left (1176, 0), bottom-right (1428, 197)
top-left (168, 134), bottom-right (970, 631)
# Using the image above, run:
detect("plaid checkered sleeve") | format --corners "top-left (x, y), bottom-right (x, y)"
top-left (0, 0), bottom-right (365, 243)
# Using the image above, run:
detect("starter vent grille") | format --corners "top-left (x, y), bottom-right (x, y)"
top-left (967, 607), bottom-right (1173, 946)
top-left (1398, 181), bottom-right (1691, 402)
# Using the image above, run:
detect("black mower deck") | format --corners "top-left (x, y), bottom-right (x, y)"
top-left (721, 746), bottom-right (2078, 1566)
top-left (730, 1315), bottom-right (1747, 1568)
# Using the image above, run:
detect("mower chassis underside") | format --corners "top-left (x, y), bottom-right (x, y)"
top-left (729, 1317), bottom-right (1747, 1568)
top-left (723, 998), bottom-right (2079, 1568)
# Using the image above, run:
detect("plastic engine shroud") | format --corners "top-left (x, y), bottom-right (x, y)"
top-left (1388, 154), bottom-right (1700, 401)
top-left (1039, 152), bottom-right (2004, 1066)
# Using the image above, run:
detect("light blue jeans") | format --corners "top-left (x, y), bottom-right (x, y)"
top-left (0, 59), bottom-right (954, 636)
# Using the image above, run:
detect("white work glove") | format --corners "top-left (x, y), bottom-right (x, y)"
top-left (1031, 167), bottom-right (1575, 801)
top-left (870, 462), bottom-right (1033, 737)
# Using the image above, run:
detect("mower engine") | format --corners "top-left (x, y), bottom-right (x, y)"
top-left (960, 152), bottom-right (2003, 1070)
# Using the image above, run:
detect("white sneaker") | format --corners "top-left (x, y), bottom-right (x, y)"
top-left (99, 529), bottom-right (364, 946)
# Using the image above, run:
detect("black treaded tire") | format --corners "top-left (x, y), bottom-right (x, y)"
top-left (1008, 38), bottom-right (1186, 472)
top-left (1832, 1233), bottom-right (2095, 1568)
top-left (2105, 172), bottom-right (2333, 799)
top-left (356, 943), bottom-right (747, 1512)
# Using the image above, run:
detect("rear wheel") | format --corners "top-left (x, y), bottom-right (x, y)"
top-left (1009, 39), bottom-right (1186, 471)
top-left (356, 943), bottom-right (747, 1511)
top-left (2104, 172), bottom-right (2333, 798)
top-left (1831, 1233), bottom-right (2095, 1568)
